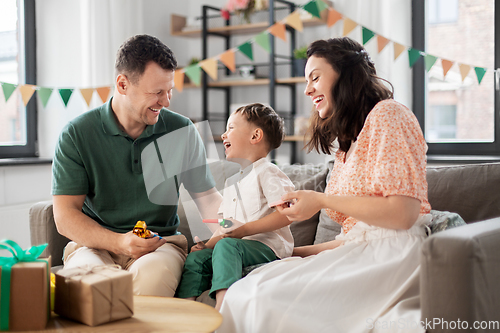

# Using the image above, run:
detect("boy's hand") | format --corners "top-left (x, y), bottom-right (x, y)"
top-left (190, 236), bottom-right (207, 252)
top-left (222, 223), bottom-right (248, 239)
top-left (219, 219), bottom-right (244, 233)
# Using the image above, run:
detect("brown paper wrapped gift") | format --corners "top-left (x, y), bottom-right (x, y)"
top-left (0, 258), bottom-right (50, 331)
top-left (54, 265), bottom-right (134, 326)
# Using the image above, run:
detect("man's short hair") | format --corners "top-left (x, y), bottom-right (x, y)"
top-left (235, 103), bottom-right (285, 151)
top-left (115, 34), bottom-right (177, 84)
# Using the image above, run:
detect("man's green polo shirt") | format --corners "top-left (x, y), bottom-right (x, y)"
top-left (52, 99), bottom-right (215, 236)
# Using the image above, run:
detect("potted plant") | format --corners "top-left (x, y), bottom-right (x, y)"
top-left (293, 46), bottom-right (308, 77)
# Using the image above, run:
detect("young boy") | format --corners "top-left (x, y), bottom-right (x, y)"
top-left (176, 103), bottom-right (295, 310)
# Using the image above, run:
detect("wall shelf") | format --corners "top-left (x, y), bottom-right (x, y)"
top-left (171, 14), bottom-right (327, 38)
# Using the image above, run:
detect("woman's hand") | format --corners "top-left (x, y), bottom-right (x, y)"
top-left (276, 190), bottom-right (325, 222)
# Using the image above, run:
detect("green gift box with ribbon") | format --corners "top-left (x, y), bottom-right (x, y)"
top-left (0, 239), bottom-right (50, 331)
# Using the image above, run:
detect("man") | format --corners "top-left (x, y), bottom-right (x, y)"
top-left (52, 34), bottom-right (221, 297)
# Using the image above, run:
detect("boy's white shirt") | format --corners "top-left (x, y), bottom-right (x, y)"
top-left (214, 157), bottom-right (295, 259)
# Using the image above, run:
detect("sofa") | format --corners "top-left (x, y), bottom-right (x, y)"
top-left (30, 160), bottom-right (500, 331)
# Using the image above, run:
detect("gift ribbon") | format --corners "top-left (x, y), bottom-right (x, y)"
top-left (0, 239), bottom-right (48, 331)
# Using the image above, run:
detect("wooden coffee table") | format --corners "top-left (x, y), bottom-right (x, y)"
top-left (38, 295), bottom-right (222, 332)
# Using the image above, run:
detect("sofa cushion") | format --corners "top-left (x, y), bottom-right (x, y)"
top-left (427, 163), bottom-right (500, 223)
top-left (428, 209), bottom-right (466, 234)
top-left (280, 163), bottom-right (329, 247)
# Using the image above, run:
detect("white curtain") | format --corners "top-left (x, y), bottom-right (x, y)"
top-left (37, 0), bottom-right (144, 157)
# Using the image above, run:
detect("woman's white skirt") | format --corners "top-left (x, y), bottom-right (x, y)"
top-left (217, 215), bottom-right (431, 333)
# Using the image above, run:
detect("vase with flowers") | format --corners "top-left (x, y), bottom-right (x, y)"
top-left (221, 0), bottom-right (268, 24)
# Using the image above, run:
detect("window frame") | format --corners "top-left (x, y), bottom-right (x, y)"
top-left (412, 0), bottom-right (500, 157)
top-left (0, 0), bottom-right (37, 159)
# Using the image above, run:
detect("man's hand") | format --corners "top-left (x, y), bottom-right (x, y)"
top-left (118, 231), bottom-right (166, 259)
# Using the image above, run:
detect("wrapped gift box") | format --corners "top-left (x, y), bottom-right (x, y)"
top-left (54, 265), bottom-right (134, 326)
top-left (0, 258), bottom-right (50, 331)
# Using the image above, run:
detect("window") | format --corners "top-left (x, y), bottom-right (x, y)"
top-left (429, 0), bottom-right (459, 24)
top-left (413, 0), bottom-right (500, 156)
top-left (0, 0), bottom-right (37, 158)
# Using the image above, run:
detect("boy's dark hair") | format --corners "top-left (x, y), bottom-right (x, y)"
top-left (234, 103), bottom-right (285, 151)
top-left (115, 34), bottom-right (177, 84)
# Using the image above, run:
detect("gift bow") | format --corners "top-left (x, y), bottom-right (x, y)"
top-left (0, 239), bottom-right (48, 331)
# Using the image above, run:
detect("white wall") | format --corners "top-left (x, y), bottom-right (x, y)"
top-left (2, 0), bottom-right (412, 248)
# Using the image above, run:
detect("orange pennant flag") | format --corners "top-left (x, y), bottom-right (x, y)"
top-left (219, 49), bottom-right (236, 73)
top-left (96, 87), bottom-right (111, 103)
top-left (441, 59), bottom-right (454, 78)
top-left (377, 35), bottom-right (390, 53)
top-left (459, 64), bottom-right (471, 81)
top-left (285, 10), bottom-right (303, 32)
top-left (343, 18), bottom-right (357, 36)
top-left (80, 88), bottom-right (94, 107)
top-left (327, 8), bottom-right (342, 27)
top-left (19, 84), bottom-right (36, 106)
top-left (393, 42), bottom-right (406, 60)
top-left (174, 70), bottom-right (184, 92)
top-left (268, 22), bottom-right (287, 42)
top-left (200, 58), bottom-right (218, 81)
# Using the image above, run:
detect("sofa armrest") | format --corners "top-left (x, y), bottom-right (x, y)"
top-left (29, 200), bottom-right (70, 267)
top-left (420, 218), bottom-right (500, 330)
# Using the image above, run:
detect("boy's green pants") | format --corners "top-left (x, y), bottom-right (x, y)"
top-left (176, 237), bottom-right (277, 299)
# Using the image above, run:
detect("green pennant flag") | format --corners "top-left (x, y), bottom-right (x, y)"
top-left (303, 1), bottom-right (321, 18)
top-left (1, 82), bottom-right (17, 102)
top-left (58, 88), bottom-right (74, 107)
top-left (362, 27), bottom-right (375, 45)
top-left (238, 42), bottom-right (254, 61)
top-left (408, 48), bottom-right (422, 68)
top-left (184, 64), bottom-right (202, 86)
top-left (315, 0), bottom-right (329, 12)
top-left (424, 54), bottom-right (438, 72)
top-left (37, 87), bottom-right (53, 107)
top-left (254, 32), bottom-right (271, 53)
top-left (474, 67), bottom-right (487, 84)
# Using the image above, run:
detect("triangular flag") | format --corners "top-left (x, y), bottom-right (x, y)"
top-left (19, 84), bottom-right (36, 106)
top-left (303, 1), bottom-right (320, 18)
top-left (1, 82), bottom-right (17, 102)
top-left (377, 35), bottom-right (390, 53)
top-left (199, 58), bottom-right (218, 81)
top-left (408, 48), bottom-right (422, 67)
top-left (362, 27), bottom-right (376, 45)
top-left (59, 89), bottom-right (74, 107)
top-left (96, 87), bottom-right (111, 103)
top-left (37, 87), bottom-right (53, 107)
top-left (238, 42), bottom-right (254, 61)
top-left (424, 54), bottom-right (438, 72)
top-left (393, 42), bottom-right (406, 60)
top-left (255, 32), bottom-right (271, 53)
top-left (441, 59), bottom-right (454, 78)
top-left (285, 10), bottom-right (303, 32)
top-left (327, 8), bottom-right (342, 27)
top-left (315, 0), bottom-right (329, 12)
top-left (459, 64), bottom-right (471, 82)
top-left (219, 49), bottom-right (236, 72)
top-left (184, 64), bottom-right (202, 86)
top-left (343, 18), bottom-right (357, 36)
top-left (80, 88), bottom-right (94, 107)
top-left (474, 67), bottom-right (486, 84)
top-left (269, 22), bottom-right (286, 42)
top-left (174, 70), bottom-right (185, 92)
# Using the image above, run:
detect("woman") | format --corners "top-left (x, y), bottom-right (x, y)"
top-left (217, 37), bottom-right (431, 333)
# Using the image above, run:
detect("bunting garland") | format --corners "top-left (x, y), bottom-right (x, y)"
top-left (0, 0), bottom-right (491, 109)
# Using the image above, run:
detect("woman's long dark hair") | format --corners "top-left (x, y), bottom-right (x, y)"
top-left (304, 37), bottom-right (394, 154)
